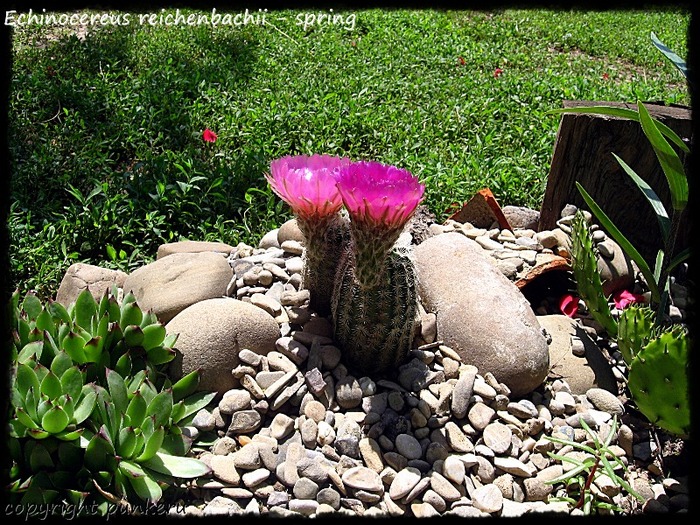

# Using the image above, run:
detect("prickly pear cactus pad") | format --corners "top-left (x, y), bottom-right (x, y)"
top-left (627, 329), bottom-right (690, 437)
top-left (616, 305), bottom-right (656, 366)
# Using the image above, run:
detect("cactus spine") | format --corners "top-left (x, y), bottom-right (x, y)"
top-left (332, 247), bottom-right (418, 374)
top-left (570, 210), bottom-right (618, 337)
top-left (627, 327), bottom-right (689, 437)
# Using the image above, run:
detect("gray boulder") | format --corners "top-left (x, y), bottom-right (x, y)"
top-left (156, 240), bottom-right (234, 260)
top-left (56, 263), bottom-right (128, 306)
top-left (166, 297), bottom-right (279, 394)
top-left (502, 206), bottom-right (540, 231)
top-left (537, 314), bottom-right (617, 395)
top-left (413, 232), bottom-right (549, 396)
top-left (123, 252), bottom-right (232, 323)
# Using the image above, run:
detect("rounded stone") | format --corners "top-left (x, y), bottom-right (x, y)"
top-left (56, 263), bottom-right (128, 307)
top-left (166, 298), bottom-right (279, 394)
top-left (413, 233), bottom-right (549, 396)
top-left (389, 466), bottom-right (422, 500)
top-left (483, 422), bottom-right (513, 454)
top-left (472, 484), bottom-right (503, 513)
top-left (293, 477), bottom-right (320, 500)
top-left (442, 455), bottom-right (466, 485)
top-left (336, 376), bottom-right (363, 409)
top-left (341, 466), bottom-right (384, 493)
top-left (277, 219), bottom-right (305, 245)
top-left (124, 251), bottom-right (233, 323)
top-left (395, 434), bottom-right (423, 460)
top-left (586, 387), bottom-right (625, 416)
top-left (219, 390), bottom-right (252, 415)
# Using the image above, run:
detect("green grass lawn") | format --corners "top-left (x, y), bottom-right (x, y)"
top-left (8, 7), bottom-right (690, 299)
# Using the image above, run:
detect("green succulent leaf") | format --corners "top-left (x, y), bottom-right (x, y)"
top-left (50, 351), bottom-right (73, 378)
top-left (82, 337), bottom-right (103, 363)
top-left (36, 309), bottom-right (56, 338)
top-left (41, 405), bottom-right (70, 434)
top-left (56, 428), bottom-right (85, 441)
top-left (73, 289), bottom-right (98, 330)
top-left (115, 351), bottom-right (132, 378)
top-left (145, 345), bottom-right (176, 366)
top-left (29, 443), bottom-right (54, 471)
top-left (163, 333), bottom-right (178, 348)
top-left (47, 300), bottom-right (72, 325)
top-left (141, 323), bottom-right (166, 351)
top-left (42, 331), bottom-right (61, 361)
top-left (58, 442), bottom-right (83, 466)
top-left (18, 318), bottom-right (31, 347)
top-left (117, 427), bottom-right (139, 459)
top-left (25, 387), bottom-right (38, 421)
top-left (177, 391), bottom-right (217, 423)
top-left (16, 407), bottom-right (40, 429)
top-left (120, 302), bottom-right (143, 330)
top-left (127, 469), bottom-right (163, 504)
top-left (138, 378), bottom-right (158, 406)
top-left (123, 325), bottom-right (145, 348)
top-left (85, 432), bottom-right (114, 472)
top-left (146, 389), bottom-right (173, 428)
top-left (74, 389), bottom-right (97, 424)
top-left (40, 370), bottom-right (63, 400)
top-left (28, 428), bottom-right (51, 440)
top-left (16, 362), bottom-right (41, 399)
top-left (18, 341), bottom-right (44, 365)
top-left (22, 293), bottom-right (43, 321)
top-left (142, 452), bottom-right (211, 478)
top-left (63, 332), bottom-right (88, 364)
top-left (106, 368), bottom-right (129, 415)
top-left (60, 366), bottom-right (84, 401)
top-left (126, 391), bottom-right (148, 428)
top-left (136, 426), bottom-right (165, 462)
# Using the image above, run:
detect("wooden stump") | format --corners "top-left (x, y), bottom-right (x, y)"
top-left (538, 100), bottom-right (692, 267)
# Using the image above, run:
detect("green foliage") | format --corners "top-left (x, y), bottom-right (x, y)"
top-left (8, 8), bottom-right (689, 300)
top-left (545, 416), bottom-right (644, 515)
top-left (556, 34), bottom-right (690, 438)
top-left (626, 327), bottom-right (690, 437)
top-left (7, 289), bottom-right (214, 510)
top-left (569, 211), bottom-right (618, 337)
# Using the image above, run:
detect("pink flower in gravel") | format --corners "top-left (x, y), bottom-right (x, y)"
top-left (335, 161), bottom-right (425, 231)
top-left (559, 293), bottom-right (579, 317)
top-left (613, 289), bottom-right (645, 309)
top-left (202, 128), bottom-right (218, 142)
top-left (266, 154), bottom-right (350, 222)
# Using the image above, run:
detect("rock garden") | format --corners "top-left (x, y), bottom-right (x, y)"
top-left (8, 143), bottom-right (690, 518)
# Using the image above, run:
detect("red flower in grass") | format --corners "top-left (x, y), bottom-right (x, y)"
top-left (493, 67), bottom-right (503, 78)
top-left (458, 56), bottom-right (466, 66)
top-left (602, 72), bottom-right (610, 80)
top-left (613, 290), bottom-right (645, 309)
top-left (202, 128), bottom-right (218, 143)
top-left (559, 294), bottom-right (579, 318)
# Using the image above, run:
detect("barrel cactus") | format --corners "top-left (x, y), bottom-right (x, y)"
top-left (569, 210), bottom-right (618, 337)
top-left (331, 161), bottom-right (425, 373)
top-left (332, 247), bottom-right (418, 373)
top-left (627, 327), bottom-right (689, 437)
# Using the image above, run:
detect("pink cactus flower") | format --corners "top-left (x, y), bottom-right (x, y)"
top-left (613, 289), bottom-right (645, 309)
top-left (335, 161), bottom-right (425, 231)
top-left (559, 293), bottom-right (579, 317)
top-left (266, 155), bottom-right (350, 222)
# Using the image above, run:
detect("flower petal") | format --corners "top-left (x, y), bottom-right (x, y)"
top-left (559, 294), bottom-right (579, 318)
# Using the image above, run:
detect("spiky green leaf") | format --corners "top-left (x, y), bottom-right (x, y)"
top-left (73, 289), bottom-right (98, 330)
top-left (136, 426), bottom-right (165, 462)
top-left (41, 405), bottom-right (70, 433)
top-left (22, 293), bottom-right (43, 321)
top-left (18, 341), bottom-right (44, 364)
top-left (106, 368), bottom-right (129, 415)
top-left (146, 389), bottom-right (173, 428)
top-left (142, 452), bottom-right (211, 478)
top-left (73, 390), bottom-right (97, 424)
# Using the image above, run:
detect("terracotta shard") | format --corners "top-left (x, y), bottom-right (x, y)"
top-left (446, 188), bottom-right (512, 230)
top-left (515, 254), bottom-right (571, 289)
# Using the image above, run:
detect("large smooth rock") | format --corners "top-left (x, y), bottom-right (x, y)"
top-left (166, 298), bottom-right (279, 394)
top-left (123, 252), bottom-right (232, 323)
top-left (537, 314), bottom-right (617, 395)
top-left (413, 232), bottom-right (549, 396)
top-left (277, 219), bottom-right (305, 245)
top-left (156, 240), bottom-right (235, 260)
top-left (597, 239), bottom-right (634, 297)
top-left (56, 263), bottom-right (128, 306)
top-left (502, 206), bottom-right (540, 231)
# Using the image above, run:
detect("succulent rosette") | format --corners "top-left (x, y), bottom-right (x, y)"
top-left (335, 161), bottom-right (425, 289)
top-left (266, 154), bottom-right (351, 315)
